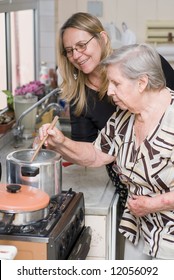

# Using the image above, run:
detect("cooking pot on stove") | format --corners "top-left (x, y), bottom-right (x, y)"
top-left (0, 183), bottom-right (50, 227)
top-left (6, 149), bottom-right (62, 197)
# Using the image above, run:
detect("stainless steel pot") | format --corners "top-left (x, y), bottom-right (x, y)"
top-left (6, 149), bottom-right (62, 197)
top-left (0, 183), bottom-right (50, 227)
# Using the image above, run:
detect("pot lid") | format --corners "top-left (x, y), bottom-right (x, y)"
top-left (0, 184), bottom-right (50, 212)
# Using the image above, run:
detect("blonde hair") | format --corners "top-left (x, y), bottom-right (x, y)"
top-left (57, 12), bottom-right (112, 115)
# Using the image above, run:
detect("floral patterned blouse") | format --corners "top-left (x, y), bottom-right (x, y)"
top-left (94, 90), bottom-right (174, 259)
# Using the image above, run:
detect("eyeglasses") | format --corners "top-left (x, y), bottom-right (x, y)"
top-left (63, 35), bottom-right (95, 58)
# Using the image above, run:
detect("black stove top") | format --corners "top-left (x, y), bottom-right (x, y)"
top-left (0, 188), bottom-right (88, 260)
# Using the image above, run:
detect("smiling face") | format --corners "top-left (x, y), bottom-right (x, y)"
top-left (62, 27), bottom-right (103, 74)
top-left (106, 64), bottom-right (140, 112)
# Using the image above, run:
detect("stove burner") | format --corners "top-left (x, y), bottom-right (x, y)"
top-left (0, 188), bottom-right (86, 260)
top-left (20, 225), bottom-right (36, 234)
top-left (0, 188), bottom-right (76, 237)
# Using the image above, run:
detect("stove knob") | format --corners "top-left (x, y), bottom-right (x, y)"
top-left (59, 239), bottom-right (66, 258)
top-left (70, 223), bottom-right (75, 235)
top-left (66, 230), bottom-right (72, 245)
top-left (75, 216), bottom-right (80, 229)
top-left (59, 245), bottom-right (65, 258)
top-left (79, 207), bottom-right (84, 221)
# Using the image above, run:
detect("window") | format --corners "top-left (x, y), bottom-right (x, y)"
top-left (0, 13), bottom-right (6, 108)
top-left (0, 0), bottom-right (39, 109)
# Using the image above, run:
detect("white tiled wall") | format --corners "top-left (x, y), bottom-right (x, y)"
top-left (56, 0), bottom-right (174, 44)
top-left (39, 0), bottom-right (174, 68)
top-left (39, 0), bottom-right (57, 69)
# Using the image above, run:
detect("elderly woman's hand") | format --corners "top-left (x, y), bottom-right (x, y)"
top-left (33, 123), bottom-right (65, 150)
top-left (127, 191), bottom-right (174, 217)
top-left (127, 195), bottom-right (153, 217)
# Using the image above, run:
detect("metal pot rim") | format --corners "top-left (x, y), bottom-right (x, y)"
top-left (0, 207), bottom-right (49, 226)
top-left (6, 149), bottom-right (61, 164)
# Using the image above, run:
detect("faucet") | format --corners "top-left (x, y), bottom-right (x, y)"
top-left (13, 87), bottom-right (62, 144)
top-left (36, 102), bottom-right (64, 123)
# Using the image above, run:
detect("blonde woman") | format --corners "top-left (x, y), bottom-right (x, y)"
top-left (57, 12), bottom-right (127, 210)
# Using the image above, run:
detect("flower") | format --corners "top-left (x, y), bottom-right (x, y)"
top-left (15, 80), bottom-right (45, 98)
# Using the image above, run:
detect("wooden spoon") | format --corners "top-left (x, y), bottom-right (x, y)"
top-left (30, 115), bottom-right (59, 162)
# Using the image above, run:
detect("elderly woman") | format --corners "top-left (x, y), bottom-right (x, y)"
top-left (38, 44), bottom-right (174, 260)
top-left (57, 12), bottom-right (174, 213)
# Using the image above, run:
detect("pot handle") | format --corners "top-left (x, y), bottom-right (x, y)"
top-left (21, 166), bottom-right (39, 177)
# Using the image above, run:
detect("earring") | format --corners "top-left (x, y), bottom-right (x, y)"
top-left (73, 73), bottom-right (78, 80)
top-left (73, 68), bottom-right (78, 80)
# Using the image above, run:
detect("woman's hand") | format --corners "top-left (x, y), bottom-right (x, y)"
top-left (39, 123), bottom-right (65, 148)
top-left (127, 195), bottom-right (154, 217)
top-left (127, 191), bottom-right (174, 217)
top-left (33, 122), bottom-right (116, 167)
top-left (33, 123), bottom-right (65, 151)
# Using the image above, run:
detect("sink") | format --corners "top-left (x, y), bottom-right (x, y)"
top-left (0, 131), bottom-right (13, 150)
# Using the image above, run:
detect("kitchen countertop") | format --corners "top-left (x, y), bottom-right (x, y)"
top-left (0, 131), bottom-right (116, 216)
top-left (62, 163), bottom-right (116, 215)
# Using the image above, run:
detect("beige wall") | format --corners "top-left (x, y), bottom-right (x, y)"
top-left (56, 0), bottom-right (174, 44)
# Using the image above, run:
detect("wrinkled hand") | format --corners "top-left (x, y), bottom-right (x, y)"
top-left (127, 195), bottom-right (152, 217)
top-left (33, 123), bottom-right (65, 150)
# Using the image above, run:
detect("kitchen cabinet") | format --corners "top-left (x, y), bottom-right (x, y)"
top-left (85, 215), bottom-right (107, 259)
top-left (62, 163), bottom-right (119, 260)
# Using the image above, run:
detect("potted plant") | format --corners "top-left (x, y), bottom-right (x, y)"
top-left (13, 80), bottom-right (46, 138)
top-left (2, 90), bottom-right (14, 112)
top-left (0, 90), bottom-right (15, 133)
top-left (14, 80), bottom-right (45, 99)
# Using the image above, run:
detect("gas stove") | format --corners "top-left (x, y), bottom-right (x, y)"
top-left (0, 188), bottom-right (90, 260)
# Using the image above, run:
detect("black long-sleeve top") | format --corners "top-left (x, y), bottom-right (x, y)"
top-left (70, 85), bottom-right (115, 142)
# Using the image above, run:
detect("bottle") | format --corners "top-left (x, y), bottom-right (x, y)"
top-left (49, 68), bottom-right (58, 89)
top-left (39, 61), bottom-right (50, 86)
